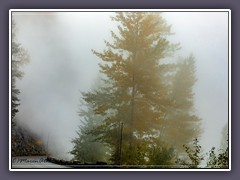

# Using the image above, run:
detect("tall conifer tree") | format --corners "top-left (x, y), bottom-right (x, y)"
top-left (11, 20), bottom-right (30, 125)
top-left (70, 100), bottom-right (110, 163)
top-left (82, 12), bottom-right (180, 164)
top-left (164, 55), bottom-right (201, 153)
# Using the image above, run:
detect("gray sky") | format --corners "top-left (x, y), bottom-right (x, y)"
top-left (13, 11), bottom-right (229, 160)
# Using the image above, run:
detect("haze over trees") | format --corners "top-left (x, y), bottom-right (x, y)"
top-left (11, 20), bottom-right (30, 126)
top-left (70, 99), bottom-right (110, 163)
top-left (11, 11), bottom-right (229, 169)
top-left (164, 55), bottom-right (201, 153)
top-left (71, 12), bottom-right (202, 166)
top-left (11, 20), bottom-right (46, 156)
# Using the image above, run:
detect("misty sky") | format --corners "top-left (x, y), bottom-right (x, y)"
top-left (12, 11), bottom-right (229, 160)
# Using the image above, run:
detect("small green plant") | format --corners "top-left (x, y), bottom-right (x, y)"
top-left (184, 138), bottom-right (204, 168)
top-left (177, 138), bottom-right (229, 169)
top-left (207, 146), bottom-right (229, 168)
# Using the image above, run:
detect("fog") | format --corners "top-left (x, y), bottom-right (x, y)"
top-left (12, 11), bottom-right (229, 160)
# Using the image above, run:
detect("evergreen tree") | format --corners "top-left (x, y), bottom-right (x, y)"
top-left (82, 12), bottom-right (180, 164)
top-left (70, 99), bottom-right (110, 163)
top-left (11, 20), bottom-right (30, 125)
top-left (164, 55), bottom-right (201, 153)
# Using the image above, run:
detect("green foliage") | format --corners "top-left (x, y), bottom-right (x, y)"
top-left (70, 132), bottom-right (109, 163)
top-left (177, 138), bottom-right (229, 169)
top-left (207, 125), bottom-right (229, 168)
top-left (207, 145), bottom-right (229, 168)
top-left (147, 140), bottom-right (175, 167)
top-left (176, 138), bottom-right (204, 168)
top-left (206, 147), bottom-right (218, 167)
top-left (70, 100), bottom-right (110, 163)
top-left (184, 138), bottom-right (204, 168)
top-left (217, 147), bottom-right (229, 168)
